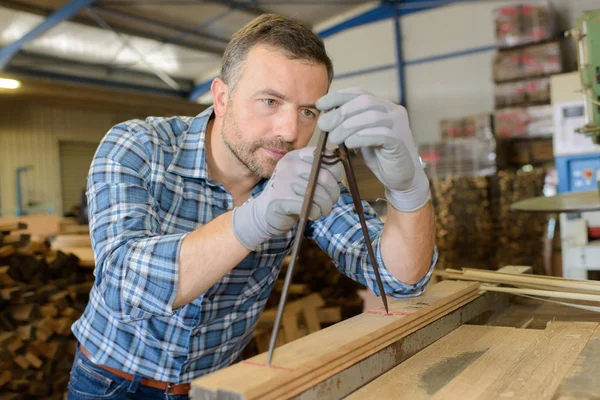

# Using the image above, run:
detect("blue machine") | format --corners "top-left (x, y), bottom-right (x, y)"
top-left (552, 98), bottom-right (600, 194)
top-left (555, 154), bottom-right (600, 193)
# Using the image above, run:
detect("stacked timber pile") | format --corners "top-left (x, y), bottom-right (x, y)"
top-left (494, 168), bottom-right (547, 273)
top-left (430, 175), bottom-right (494, 270)
top-left (0, 222), bottom-right (93, 400)
top-left (429, 168), bottom-right (547, 273)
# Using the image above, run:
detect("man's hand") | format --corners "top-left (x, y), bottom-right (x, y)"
top-left (316, 88), bottom-right (430, 213)
top-left (232, 147), bottom-right (344, 250)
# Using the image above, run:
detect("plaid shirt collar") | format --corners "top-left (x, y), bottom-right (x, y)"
top-left (166, 106), bottom-right (214, 181)
top-left (166, 105), bottom-right (269, 194)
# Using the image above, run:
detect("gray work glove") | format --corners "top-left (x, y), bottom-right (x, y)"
top-left (316, 88), bottom-right (431, 213)
top-left (232, 146), bottom-right (344, 251)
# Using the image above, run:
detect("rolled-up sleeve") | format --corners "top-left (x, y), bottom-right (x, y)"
top-left (87, 124), bottom-right (187, 321)
top-left (306, 186), bottom-right (437, 298)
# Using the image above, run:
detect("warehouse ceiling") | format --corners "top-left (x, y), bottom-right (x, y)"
top-left (0, 0), bottom-right (376, 100)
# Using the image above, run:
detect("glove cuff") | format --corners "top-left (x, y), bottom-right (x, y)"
top-left (232, 199), bottom-right (270, 251)
top-left (385, 172), bottom-right (431, 213)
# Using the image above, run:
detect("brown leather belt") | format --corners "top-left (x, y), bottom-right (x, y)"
top-left (79, 345), bottom-right (191, 395)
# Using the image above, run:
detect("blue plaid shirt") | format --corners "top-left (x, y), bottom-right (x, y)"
top-left (72, 106), bottom-right (437, 383)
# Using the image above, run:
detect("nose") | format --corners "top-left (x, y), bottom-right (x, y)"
top-left (274, 108), bottom-right (300, 143)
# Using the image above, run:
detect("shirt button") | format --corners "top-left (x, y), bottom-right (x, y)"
top-left (222, 201), bottom-right (228, 208)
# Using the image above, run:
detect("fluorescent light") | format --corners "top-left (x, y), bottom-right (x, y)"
top-left (0, 78), bottom-right (21, 89)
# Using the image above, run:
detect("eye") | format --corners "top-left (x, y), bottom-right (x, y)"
top-left (263, 99), bottom-right (277, 107)
top-left (301, 109), bottom-right (316, 118)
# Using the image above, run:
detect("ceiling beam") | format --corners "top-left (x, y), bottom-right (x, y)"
top-left (11, 50), bottom-right (195, 86)
top-left (0, 0), bottom-right (225, 54)
top-left (7, 51), bottom-right (195, 97)
top-left (0, 0), bottom-right (96, 69)
top-left (90, 5), bottom-right (231, 44)
top-left (200, 0), bottom-right (267, 17)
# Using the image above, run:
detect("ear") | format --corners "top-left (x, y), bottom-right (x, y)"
top-left (211, 78), bottom-right (229, 117)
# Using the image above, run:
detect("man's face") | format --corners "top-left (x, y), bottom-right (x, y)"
top-left (221, 44), bottom-right (329, 178)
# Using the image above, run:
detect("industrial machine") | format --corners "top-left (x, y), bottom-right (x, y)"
top-left (566, 10), bottom-right (600, 148)
top-left (551, 10), bottom-right (600, 279)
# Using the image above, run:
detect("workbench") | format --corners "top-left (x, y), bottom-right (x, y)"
top-left (190, 267), bottom-right (600, 400)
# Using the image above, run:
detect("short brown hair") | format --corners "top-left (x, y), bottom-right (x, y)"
top-left (220, 14), bottom-right (334, 91)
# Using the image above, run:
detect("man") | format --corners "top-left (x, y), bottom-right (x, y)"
top-left (67, 13), bottom-right (436, 400)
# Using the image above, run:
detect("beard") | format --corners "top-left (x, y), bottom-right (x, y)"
top-left (221, 105), bottom-right (295, 179)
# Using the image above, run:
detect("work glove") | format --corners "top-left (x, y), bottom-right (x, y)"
top-left (232, 147), bottom-right (344, 251)
top-left (316, 88), bottom-right (431, 213)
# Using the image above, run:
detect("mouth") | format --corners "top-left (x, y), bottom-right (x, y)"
top-left (262, 147), bottom-right (288, 160)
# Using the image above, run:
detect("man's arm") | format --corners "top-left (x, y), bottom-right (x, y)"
top-left (88, 126), bottom-right (251, 321)
top-left (306, 187), bottom-right (436, 298)
top-left (174, 213), bottom-right (249, 309)
top-left (314, 88), bottom-right (437, 293)
top-left (380, 201), bottom-right (435, 285)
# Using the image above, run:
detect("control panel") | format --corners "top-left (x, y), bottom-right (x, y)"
top-left (556, 153), bottom-right (600, 192)
top-left (569, 158), bottom-right (600, 191)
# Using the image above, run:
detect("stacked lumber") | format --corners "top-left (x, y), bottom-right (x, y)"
top-left (429, 168), bottom-right (548, 273)
top-left (347, 321), bottom-right (600, 399)
top-left (442, 268), bottom-right (600, 311)
top-left (191, 280), bottom-right (480, 400)
top-left (430, 175), bottom-right (494, 270)
top-left (50, 234), bottom-right (94, 269)
top-left (494, 168), bottom-right (548, 273)
top-left (0, 222), bottom-right (94, 399)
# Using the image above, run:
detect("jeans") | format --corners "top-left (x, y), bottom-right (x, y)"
top-left (66, 345), bottom-right (189, 400)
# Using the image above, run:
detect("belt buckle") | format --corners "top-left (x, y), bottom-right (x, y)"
top-left (165, 383), bottom-right (177, 395)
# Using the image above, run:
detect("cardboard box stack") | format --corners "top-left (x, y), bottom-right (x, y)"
top-left (494, 2), bottom-right (556, 48)
top-left (440, 114), bottom-right (493, 141)
top-left (492, 1), bottom-right (560, 168)
top-left (494, 105), bottom-right (553, 139)
top-left (495, 77), bottom-right (550, 108)
top-left (493, 42), bottom-right (562, 82)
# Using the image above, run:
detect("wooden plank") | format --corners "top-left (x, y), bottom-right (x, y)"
top-left (25, 352), bottom-right (43, 369)
top-left (294, 291), bottom-right (514, 400)
top-left (0, 332), bottom-right (16, 346)
top-left (498, 265), bottom-right (533, 274)
top-left (480, 285), bottom-right (600, 302)
top-left (7, 304), bottom-right (36, 321)
top-left (191, 281), bottom-right (479, 400)
top-left (0, 265), bottom-right (15, 287)
top-left (14, 355), bottom-right (29, 369)
top-left (553, 325), bottom-right (600, 399)
top-left (58, 247), bottom-right (95, 268)
top-left (347, 325), bottom-right (541, 400)
top-left (447, 271), bottom-right (600, 295)
top-left (0, 371), bottom-right (11, 388)
top-left (6, 338), bottom-right (24, 354)
top-left (16, 325), bottom-right (33, 341)
top-left (462, 268), bottom-right (600, 291)
top-left (0, 245), bottom-right (15, 258)
top-left (472, 322), bottom-right (597, 399)
top-left (0, 286), bottom-right (22, 300)
top-left (0, 222), bottom-right (27, 233)
top-left (349, 322), bottom-right (598, 400)
top-left (51, 235), bottom-right (91, 250)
